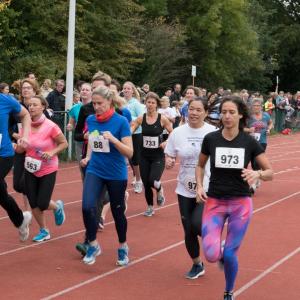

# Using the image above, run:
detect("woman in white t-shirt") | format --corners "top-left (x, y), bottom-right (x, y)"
top-left (165, 97), bottom-right (216, 280)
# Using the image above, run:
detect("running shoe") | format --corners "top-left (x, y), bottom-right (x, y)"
top-left (185, 262), bottom-right (205, 279)
top-left (143, 206), bottom-right (155, 217)
top-left (75, 241), bottom-right (89, 256)
top-left (134, 181), bottom-right (143, 193)
top-left (54, 200), bottom-right (65, 226)
top-left (224, 291), bottom-right (235, 300)
top-left (116, 246), bottom-right (129, 266)
top-left (157, 187), bottom-right (165, 206)
top-left (32, 228), bottom-right (50, 242)
top-left (83, 244), bottom-right (101, 265)
top-left (18, 211), bottom-right (32, 242)
top-left (124, 191), bottom-right (129, 213)
top-left (98, 217), bottom-right (104, 231)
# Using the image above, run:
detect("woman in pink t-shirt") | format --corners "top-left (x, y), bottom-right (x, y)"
top-left (17, 95), bottom-right (68, 242)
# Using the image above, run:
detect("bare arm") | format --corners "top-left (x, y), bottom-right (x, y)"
top-left (17, 106), bottom-right (31, 148)
top-left (195, 153), bottom-right (209, 202)
top-left (41, 133), bottom-right (68, 160)
top-left (131, 116), bottom-right (142, 134)
top-left (241, 153), bottom-right (273, 184)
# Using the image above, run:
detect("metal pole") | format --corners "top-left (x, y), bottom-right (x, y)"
top-left (65, 0), bottom-right (76, 160)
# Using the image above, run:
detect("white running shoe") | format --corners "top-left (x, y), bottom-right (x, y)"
top-left (18, 211), bottom-right (32, 242)
top-left (134, 181), bottom-right (143, 193)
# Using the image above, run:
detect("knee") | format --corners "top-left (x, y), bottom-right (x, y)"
top-left (202, 240), bottom-right (220, 263)
top-left (13, 182), bottom-right (23, 194)
top-left (223, 248), bottom-right (236, 264)
top-left (38, 202), bottom-right (49, 211)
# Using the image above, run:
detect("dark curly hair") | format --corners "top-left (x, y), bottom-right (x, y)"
top-left (219, 95), bottom-right (249, 130)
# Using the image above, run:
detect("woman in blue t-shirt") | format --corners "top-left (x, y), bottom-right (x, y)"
top-left (245, 98), bottom-right (273, 193)
top-left (0, 93), bottom-right (32, 242)
top-left (80, 86), bottom-right (133, 266)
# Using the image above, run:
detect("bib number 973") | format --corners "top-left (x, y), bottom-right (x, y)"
top-left (215, 147), bottom-right (245, 169)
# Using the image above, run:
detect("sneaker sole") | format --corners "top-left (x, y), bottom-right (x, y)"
top-left (185, 269), bottom-right (205, 279)
top-left (116, 258), bottom-right (129, 266)
top-left (55, 201), bottom-right (66, 226)
top-left (83, 248), bottom-right (101, 265)
top-left (76, 245), bottom-right (88, 256)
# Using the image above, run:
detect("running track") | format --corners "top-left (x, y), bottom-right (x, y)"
top-left (1, 134), bottom-right (300, 300)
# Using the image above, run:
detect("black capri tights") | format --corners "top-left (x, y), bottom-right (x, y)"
top-left (25, 171), bottom-right (56, 211)
top-left (140, 156), bottom-right (165, 206)
top-left (178, 194), bottom-right (204, 259)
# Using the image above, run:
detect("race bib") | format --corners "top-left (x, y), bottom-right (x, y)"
top-left (215, 147), bottom-right (245, 169)
top-left (251, 133), bottom-right (261, 141)
top-left (24, 156), bottom-right (42, 173)
top-left (89, 135), bottom-right (110, 153)
top-left (0, 133), bottom-right (2, 149)
top-left (184, 176), bottom-right (197, 193)
top-left (143, 136), bottom-right (159, 149)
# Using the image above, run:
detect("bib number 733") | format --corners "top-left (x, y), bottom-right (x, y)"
top-left (215, 147), bottom-right (245, 169)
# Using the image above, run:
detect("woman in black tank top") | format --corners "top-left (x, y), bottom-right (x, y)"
top-left (131, 92), bottom-right (173, 217)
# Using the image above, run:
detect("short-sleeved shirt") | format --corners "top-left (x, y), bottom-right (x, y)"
top-left (165, 123), bottom-right (217, 198)
top-left (125, 97), bottom-right (144, 134)
top-left (24, 118), bottom-right (62, 177)
top-left (201, 130), bottom-right (264, 198)
top-left (0, 94), bottom-right (21, 157)
top-left (247, 112), bottom-right (271, 144)
top-left (86, 113), bottom-right (131, 180)
top-left (68, 102), bottom-right (83, 123)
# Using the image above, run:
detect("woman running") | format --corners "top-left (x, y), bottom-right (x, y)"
top-left (0, 93), bottom-right (32, 241)
top-left (196, 96), bottom-right (273, 300)
top-left (131, 92), bottom-right (173, 216)
top-left (122, 81), bottom-right (144, 193)
top-left (246, 98), bottom-right (273, 193)
top-left (80, 86), bottom-right (133, 265)
top-left (16, 95), bottom-right (68, 242)
top-left (165, 97), bottom-right (216, 279)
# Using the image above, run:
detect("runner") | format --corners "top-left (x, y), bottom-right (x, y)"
top-left (0, 93), bottom-right (32, 241)
top-left (196, 95), bottom-right (273, 300)
top-left (122, 81), bottom-right (144, 193)
top-left (131, 92), bottom-right (173, 216)
top-left (245, 98), bottom-right (273, 193)
top-left (80, 86), bottom-right (133, 265)
top-left (15, 95), bottom-right (68, 242)
top-left (165, 97), bottom-right (216, 279)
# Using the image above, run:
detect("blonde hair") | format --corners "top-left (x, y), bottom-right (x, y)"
top-left (92, 71), bottom-right (112, 86)
top-left (92, 86), bottom-right (117, 107)
top-left (123, 81), bottom-right (140, 100)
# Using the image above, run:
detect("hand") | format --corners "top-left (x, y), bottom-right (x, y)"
top-left (83, 132), bottom-right (89, 140)
top-left (165, 156), bottom-right (175, 169)
top-left (41, 151), bottom-right (55, 160)
top-left (12, 133), bottom-right (21, 140)
top-left (196, 186), bottom-right (208, 203)
top-left (80, 157), bottom-right (90, 167)
top-left (66, 123), bottom-right (73, 131)
top-left (17, 137), bottom-right (29, 149)
top-left (12, 143), bottom-right (17, 150)
top-left (266, 129), bottom-right (270, 135)
top-left (249, 127), bottom-right (255, 133)
top-left (160, 141), bottom-right (167, 149)
top-left (102, 131), bottom-right (118, 144)
top-left (241, 168), bottom-right (260, 185)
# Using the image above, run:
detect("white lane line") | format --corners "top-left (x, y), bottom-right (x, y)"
top-left (235, 246), bottom-right (300, 297)
top-left (41, 240), bottom-right (185, 300)
top-left (35, 189), bottom-right (300, 299)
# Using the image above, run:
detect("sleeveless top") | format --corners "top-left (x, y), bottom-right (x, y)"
top-left (141, 113), bottom-right (164, 158)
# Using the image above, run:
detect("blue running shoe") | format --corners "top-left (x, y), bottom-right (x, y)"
top-left (83, 244), bottom-right (101, 265)
top-left (116, 247), bottom-right (129, 266)
top-left (76, 241), bottom-right (89, 256)
top-left (185, 262), bottom-right (205, 279)
top-left (32, 228), bottom-right (50, 242)
top-left (54, 200), bottom-right (65, 226)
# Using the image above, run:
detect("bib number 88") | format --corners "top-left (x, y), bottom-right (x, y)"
top-left (93, 141), bottom-right (103, 149)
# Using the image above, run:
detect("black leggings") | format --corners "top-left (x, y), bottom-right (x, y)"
top-left (131, 134), bottom-right (142, 166)
top-left (140, 156), bottom-right (165, 206)
top-left (178, 194), bottom-right (204, 259)
top-left (251, 143), bottom-right (267, 171)
top-left (24, 171), bottom-right (56, 211)
top-left (13, 152), bottom-right (26, 194)
top-left (0, 157), bottom-right (23, 228)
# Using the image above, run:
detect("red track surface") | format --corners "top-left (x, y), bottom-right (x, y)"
top-left (1, 134), bottom-right (300, 300)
